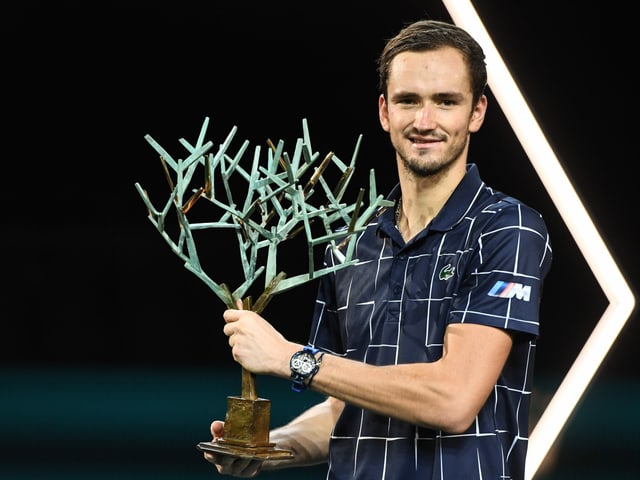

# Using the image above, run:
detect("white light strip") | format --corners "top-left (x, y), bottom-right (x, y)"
top-left (441, 1), bottom-right (636, 478)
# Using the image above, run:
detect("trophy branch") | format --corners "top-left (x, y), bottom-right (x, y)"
top-left (134, 116), bottom-right (393, 459)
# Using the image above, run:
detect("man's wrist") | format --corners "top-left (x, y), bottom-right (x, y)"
top-left (289, 345), bottom-right (323, 392)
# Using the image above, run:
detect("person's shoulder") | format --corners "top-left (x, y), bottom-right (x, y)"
top-left (480, 189), bottom-right (548, 231)
top-left (490, 192), bottom-right (540, 212)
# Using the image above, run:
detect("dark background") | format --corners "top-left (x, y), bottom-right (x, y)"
top-left (2, 1), bottom-right (638, 479)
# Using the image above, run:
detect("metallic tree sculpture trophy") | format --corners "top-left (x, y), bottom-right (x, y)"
top-left (134, 117), bottom-right (392, 460)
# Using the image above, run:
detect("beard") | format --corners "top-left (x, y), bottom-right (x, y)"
top-left (397, 132), bottom-right (469, 179)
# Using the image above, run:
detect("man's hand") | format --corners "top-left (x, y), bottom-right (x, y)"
top-left (203, 420), bottom-right (264, 478)
top-left (222, 308), bottom-right (298, 376)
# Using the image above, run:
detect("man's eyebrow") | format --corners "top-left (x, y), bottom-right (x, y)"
top-left (433, 91), bottom-right (465, 102)
top-left (389, 90), bottom-right (467, 102)
top-left (388, 90), bottom-right (418, 99)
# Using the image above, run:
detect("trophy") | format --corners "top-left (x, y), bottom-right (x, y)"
top-left (134, 117), bottom-right (392, 460)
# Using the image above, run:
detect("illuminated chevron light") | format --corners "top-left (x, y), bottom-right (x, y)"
top-left (441, 1), bottom-right (636, 478)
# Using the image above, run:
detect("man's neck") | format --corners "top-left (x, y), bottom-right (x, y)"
top-left (396, 161), bottom-right (466, 241)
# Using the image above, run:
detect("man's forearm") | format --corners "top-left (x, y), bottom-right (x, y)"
top-left (261, 396), bottom-right (343, 470)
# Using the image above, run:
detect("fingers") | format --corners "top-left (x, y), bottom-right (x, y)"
top-left (223, 322), bottom-right (234, 338)
top-left (230, 457), bottom-right (262, 477)
top-left (203, 452), bottom-right (262, 477)
top-left (223, 308), bottom-right (239, 324)
top-left (223, 307), bottom-right (250, 326)
top-left (205, 421), bottom-right (261, 477)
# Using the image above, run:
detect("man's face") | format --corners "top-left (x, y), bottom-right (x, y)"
top-left (378, 47), bottom-right (486, 177)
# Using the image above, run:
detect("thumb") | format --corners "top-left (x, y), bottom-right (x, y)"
top-left (210, 420), bottom-right (225, 439)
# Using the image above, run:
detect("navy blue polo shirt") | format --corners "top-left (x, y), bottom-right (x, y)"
top-left (308, 163), bottom-right (553, 479)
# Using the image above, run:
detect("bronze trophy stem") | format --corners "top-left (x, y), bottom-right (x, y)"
top-left (196, 275), bottom-right (294, 460)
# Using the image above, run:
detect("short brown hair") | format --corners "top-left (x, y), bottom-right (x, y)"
top-left (377, 20), bottom-right (487, 106)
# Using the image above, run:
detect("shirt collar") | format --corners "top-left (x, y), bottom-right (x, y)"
top-left (430, 163), bottom-right (484, 232)
top-left (377, 163), bottom-right (485, 234)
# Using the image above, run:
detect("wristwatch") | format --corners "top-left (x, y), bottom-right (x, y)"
top-left (290, 346), bottom-right (323, 392)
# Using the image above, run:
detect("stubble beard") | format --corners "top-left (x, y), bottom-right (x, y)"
top-left (398, 134), bottom-right (469, 179)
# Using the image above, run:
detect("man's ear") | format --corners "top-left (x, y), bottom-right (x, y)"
top-left (378, 94), bottom-right (390, 132)
top-left (469, 94), bottom-right (487, 133)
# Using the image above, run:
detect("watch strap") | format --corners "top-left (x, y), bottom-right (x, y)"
top-left (304, 345), bottom-right (319, 355)
top-left (306, 352), bottom-right (325, 388)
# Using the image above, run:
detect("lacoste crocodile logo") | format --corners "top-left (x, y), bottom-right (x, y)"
top-left (439, 264), bottom-right (455, 281)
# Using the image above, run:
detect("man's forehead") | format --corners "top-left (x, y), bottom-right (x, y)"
top-left (387, 49), bottom-right (472, 93)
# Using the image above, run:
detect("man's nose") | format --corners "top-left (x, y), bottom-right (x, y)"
top-left (414, 104), bottom-right (435, 129)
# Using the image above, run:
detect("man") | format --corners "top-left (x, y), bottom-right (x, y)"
top-left (204, 19), bottom-right (552, 479)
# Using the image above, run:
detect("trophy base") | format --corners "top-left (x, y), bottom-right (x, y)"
top-left (196, 439), bottom-right (295, 460)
